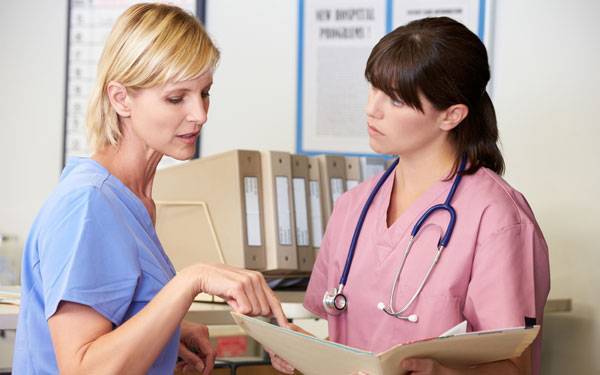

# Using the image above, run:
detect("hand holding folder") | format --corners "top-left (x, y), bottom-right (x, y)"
top-left (231, 312), bottom-right (539, 375)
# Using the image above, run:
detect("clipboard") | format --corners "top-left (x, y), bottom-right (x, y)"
top-left (231, 312), bottom-right (539, 375)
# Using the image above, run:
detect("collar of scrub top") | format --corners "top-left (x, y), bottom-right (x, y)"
top-left (323, 155), bottom-right (467, 316)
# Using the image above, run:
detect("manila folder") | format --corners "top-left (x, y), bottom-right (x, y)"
top-left (231, 312), bottom-right (539, 375)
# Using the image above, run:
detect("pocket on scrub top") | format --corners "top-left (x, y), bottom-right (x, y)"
top-left (393, 290), bottom-right (463, 339)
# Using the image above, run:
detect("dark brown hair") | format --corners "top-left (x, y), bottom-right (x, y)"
top-left (365, 17), bottom-right (504, 176)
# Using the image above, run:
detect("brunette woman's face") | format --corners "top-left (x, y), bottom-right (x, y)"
top-left (365, 85), bottom-right (449, 157)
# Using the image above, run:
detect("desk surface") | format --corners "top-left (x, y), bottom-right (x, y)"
top-left (0, 288), bottom-right (315, 331)
top-left (0, 292), bottom-right (572, 331)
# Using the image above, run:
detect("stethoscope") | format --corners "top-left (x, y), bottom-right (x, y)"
top-left (323, 156), bottom-right (466, 323)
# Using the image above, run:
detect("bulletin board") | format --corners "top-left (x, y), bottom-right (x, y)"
top-left (62, 0), bottom-right (206, 167)
top-left (296, 0), bottom-right (495, 157)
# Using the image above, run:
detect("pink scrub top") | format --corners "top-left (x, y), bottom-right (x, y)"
top-left (304, 166), bottom-right (550, 374)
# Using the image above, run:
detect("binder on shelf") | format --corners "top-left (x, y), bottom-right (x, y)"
top-left (291, 154), bottom-right (314, 272)
top-left (155, 201), bottom-right (224, 269)
top-left (153, 150), bottom-right (266, 271)
top-left (360, 156), bottom-right (388, 181)
top-left (155, 201), bottom-right (228, 302)
top-left (344, 156), bottom-right (362, 190)
top-left (316, 155), bottom-right (346, 222)
top-left (260, 151), bottom-right (298, 273)
top-left (307, 157), bottom-right (324, 250)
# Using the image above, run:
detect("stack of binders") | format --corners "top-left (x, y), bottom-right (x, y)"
top-left (153, 150), bottom-right (391, 278)
top-left (153, 150), bottom-right (266, 272)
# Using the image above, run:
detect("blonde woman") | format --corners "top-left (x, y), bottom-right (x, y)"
top-left (13, 4), bottom-right (287, 374)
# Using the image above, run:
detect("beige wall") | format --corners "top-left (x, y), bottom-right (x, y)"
top-left (1, 0), bottom-right (598, 373)
top-left (0, 0), bottom-right (66, 238)
top-left (0, 2), bottom-right (66, 368)
top-left (492, 2), bottom-right (600, 373)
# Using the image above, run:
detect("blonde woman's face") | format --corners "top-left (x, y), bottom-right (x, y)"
top-left (125, 72), bottom-right (213, 160)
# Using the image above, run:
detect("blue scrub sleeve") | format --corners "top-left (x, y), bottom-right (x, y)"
top-left (39, 187), bottom-right (141, 325)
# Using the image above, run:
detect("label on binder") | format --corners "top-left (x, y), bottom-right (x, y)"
top-left (330, 178), bottom-right (345, 205)
top-left (275, 176), bottom-right (292, 245)
top-left (244, 177), bottom-right (262, 246)
top-left (309, 180), bottom-right (323, 247)
top-left (292, 178), bottom-right (310, 246)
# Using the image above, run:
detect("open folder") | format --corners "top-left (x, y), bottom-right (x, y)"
top-left (231, 312), bottom-right (539, 375)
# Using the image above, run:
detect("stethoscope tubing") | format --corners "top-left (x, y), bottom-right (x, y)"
top-left (339, 157), bottom-right (399, 286)
top-left (328, 156), bottom-right (467, 318)
top-left (410, 156), bottom-right (465, 247)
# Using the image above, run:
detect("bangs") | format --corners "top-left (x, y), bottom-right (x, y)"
top-left (88, 3), bottom-right (220, 152)
top-left (117, 5), bottom-right (219, 89)
top-left (150, 14), bottom-right (219, 85)
top-left (365, 34), bottom-right (429, 112)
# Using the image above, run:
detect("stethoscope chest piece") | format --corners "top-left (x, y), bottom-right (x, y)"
top-left (323, 286), bottom-right (348, 315)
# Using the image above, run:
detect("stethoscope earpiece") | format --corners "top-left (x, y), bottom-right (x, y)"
top-left (378, 301), bottom-right (419, 323)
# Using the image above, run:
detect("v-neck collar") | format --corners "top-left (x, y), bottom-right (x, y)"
top-left (375, 172), bottom-right (454, 249)
top-left (84, 158), bottom-right (155, 232)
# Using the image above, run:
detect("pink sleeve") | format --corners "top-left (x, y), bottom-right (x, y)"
top-left (464, 223), bottom-right (550, 331)
top-left (303, 189), bottom-right (354, 319)
top-left (302, 189), bottom-right (362, 320)
top-left (303, 229), bottom-right (331, 319)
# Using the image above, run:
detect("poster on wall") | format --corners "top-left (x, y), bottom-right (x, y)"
top-left (63, 0), bottom-right (205, 167)
top-left (297, 0), bottom-right (494, 156)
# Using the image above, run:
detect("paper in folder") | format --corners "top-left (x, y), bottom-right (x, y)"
top-left (231, 312), bottom-right (539, 375)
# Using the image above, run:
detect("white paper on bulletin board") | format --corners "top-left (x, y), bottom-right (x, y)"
top-left (63, 0), bottom-right (201, 168)
top-left (296, 0), bottom-right (494, 156)
top-left (392, 0), bottom-right (494, 48)
top-left (297, 0), bottom-right (388, 157)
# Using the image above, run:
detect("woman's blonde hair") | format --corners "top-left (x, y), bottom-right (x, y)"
top-left (86, 3), bottom-right (219, 152)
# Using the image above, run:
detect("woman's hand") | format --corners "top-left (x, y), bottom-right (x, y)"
top-left (175, 320), bottom-right (215, 375)
top-left (180, 263), bottom-right (289, 327)
top-left (267, 348), bottom-right (295, 374)
top-left (267, 323), bottom-right (315, 374)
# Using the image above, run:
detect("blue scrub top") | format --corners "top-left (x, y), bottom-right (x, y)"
top-left (13, 158), bottom-right (180, 374)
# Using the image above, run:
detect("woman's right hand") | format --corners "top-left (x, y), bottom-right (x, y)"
top-left (180, 263), bottom-right (289, 327)
top-left (267, 323), bottom-right (315, 374)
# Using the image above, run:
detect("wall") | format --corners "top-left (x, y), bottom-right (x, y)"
top-left (1, 1), bottom-right (598, 373)
top-left (202, 0), bottom-right (298, 155)
top-left (0, 0), bottom-right (66, 240)
top-left (492, 2), bottom-right (600, 373)
top-left (0, 1), bottom-right (66, 367)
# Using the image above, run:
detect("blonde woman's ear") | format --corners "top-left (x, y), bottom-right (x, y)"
top-left (106, 81), bottom-right (131, 118)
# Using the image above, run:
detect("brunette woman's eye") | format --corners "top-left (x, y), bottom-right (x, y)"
top-left (391, 98), bottom-right (405, 107)
top-left (201, 91), bottom-right (210, 99)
